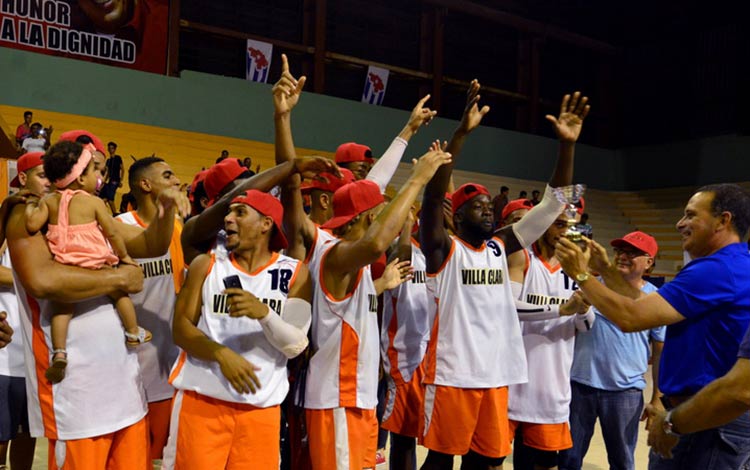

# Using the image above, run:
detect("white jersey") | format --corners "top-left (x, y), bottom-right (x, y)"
top-left (508, 246), bottom-right (595, 423)
top-left (14, 273), bottom-right (146, 440)
top-left (305, 240), bottom-right (380, 409)
top-left (169, 253), bottom-right (302, 407)
top-left (424, 236), bottom-right (527, 388)
top-left (381, 240), bottom-right (432, 384)
top-left (117, 212), bottom-right (184, 402)
top-left (0, 250), bottom-right (23, 377)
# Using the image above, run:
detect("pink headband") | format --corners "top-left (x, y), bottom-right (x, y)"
top-left (54, 146), bottom-right (94, 189)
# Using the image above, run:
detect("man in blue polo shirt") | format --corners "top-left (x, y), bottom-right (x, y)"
top-left (556, 183), bottom-right (750, 470)
top-left (645, 324), bottom-right (750, 460)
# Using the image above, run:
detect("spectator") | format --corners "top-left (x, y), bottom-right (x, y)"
top-left (558, 231), bottom-right (665, 470)
top-left (492, 185), bottom-right (510, 227)
top-left (519, 190), bottom-right (528, 199)
top-left (15, 111), bottom-right (32, 149)
top-left (530, 189), bottom-right (541, 206)
top-left (216, 149), bottom-right (229, 163)
top-left (100, 142), bottom-right (124, 215)
top-left (242, 156), bottom-right (261, 176)
top-left (21, 123), bottom-right (52, 153)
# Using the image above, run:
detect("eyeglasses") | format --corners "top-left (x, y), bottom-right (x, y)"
top-left (613, 247), bottom-right (650, 259)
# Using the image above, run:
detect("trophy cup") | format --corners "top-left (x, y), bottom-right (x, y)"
top-left (553, 184), bottom-right (587, 249)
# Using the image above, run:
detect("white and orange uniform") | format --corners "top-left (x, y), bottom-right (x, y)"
top-left (305, 238), bottom-right (380, 470)
top-left (508, 246), bottom-right (595, 451)
top-left (164, 252), bottom-right (302, 469)
top-left (421, 235), bottom-right (526, 458)
top-left (380, 239), bottom-right (432, 437)
top-left (14, 273), bottom-right (148, 466)
top-left (116, 212), bottom-right (185, 458)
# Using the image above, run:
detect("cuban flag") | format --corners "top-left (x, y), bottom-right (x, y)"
top-left (246, 39), bottom-right (273, 83)
top-left (362, 65), bottom-right (389, 105)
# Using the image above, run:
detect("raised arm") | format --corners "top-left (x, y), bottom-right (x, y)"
top-left (120, 186), bottom-right (189, 259)
top-left (327, 148), bottom-right (452, 280)
top-left (181, 156), bottom-right (337, 263)
top-left (366, 95), bottom-right (436, 192)
top-left (498, 92), bottom-right (590, 255)
top-left (272, 54), bottom-right (318, 260)
top-left (93, 197), bottom-right (134, 264)
top-left (587, 238), bottom-right (642, 298)
top-left (422, 81), bottom-right (489, 273)
top-left (6, 205), bottom-right (144, 302)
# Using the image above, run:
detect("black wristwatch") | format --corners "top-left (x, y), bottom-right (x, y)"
top-left (663, 410), bottom-right (682, 437)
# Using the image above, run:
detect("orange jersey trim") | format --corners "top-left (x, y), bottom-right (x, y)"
top-left (28, 295), bottom-right (58, 438)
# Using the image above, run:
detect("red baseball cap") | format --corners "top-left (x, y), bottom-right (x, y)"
top-left (335, 142), bottom-right (374, 164)
top-left (58, 129), bottom-right (106, 155)
top-left (321, 180), bottom-right (384, 230)
top-left (204, 158), bottom-right (247, 204)
top-left (501, 198), bottom-right (534, 221)
top-left (187, 169), bottom-right (209, 203)
top-left (452, 183), bottom-right (491, 213)
top-left (575, 196), bottom-right (585, 215)
top-left (230, 190), bottom-right (288, 252)
top-left (301, 168), bottom-right (355, 194)
top-left (610, 231), bottom-right (658, 257)
top-left (10, 152), bottom-right (45, 188)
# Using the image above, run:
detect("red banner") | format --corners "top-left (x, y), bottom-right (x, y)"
top-left (0, 0), bottom-right (169, 74)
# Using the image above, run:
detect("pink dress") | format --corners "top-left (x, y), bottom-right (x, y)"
top-left (46, 190), bottom-right (119, 269)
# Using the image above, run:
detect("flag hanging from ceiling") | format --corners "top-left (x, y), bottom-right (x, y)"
top-left (246, 39), bottom-right (273, 83)
top-left (362, 66), bottom-right (389, 105)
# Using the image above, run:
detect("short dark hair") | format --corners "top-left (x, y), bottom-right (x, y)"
top-left (31, 122), bottom-right (42, 129)
top-left (532, 190), bottom-right (540, 196)
top-left (43, 141), bottom-right (90, 184)
top-left (128, 156), bottom-right (165, 189)
top-left (108, 141), bottom-right (117, 148)
top-left (501, 186), bottom-right (509, 193)
top-left (24, 111), bottom-right (32, 118)
top-left (519, 190), bottom-right (528, 197)
top-left (697, 184), bottom-right (750, 239)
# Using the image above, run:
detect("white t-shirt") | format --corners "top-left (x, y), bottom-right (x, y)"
top-left (116, 211), bottom-right (183, 402)
top-left (424, 236), bottom-right (527, 388)
top-left (15, 273), bottom-right (146, 440)
top-left (305, 240), bottom-right (380, 409)
top-left (381, 240), bottom-right (433, 384)
top-left (170, 253), bottom-right (301, 407)
top-left (22, 137), bottom-right (46, 153)
top-left (508, 246), bottom-right (595, 423)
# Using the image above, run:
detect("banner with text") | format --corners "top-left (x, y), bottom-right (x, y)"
top-left (362, 65), bottom-right (389, 105)
top-left (246, 39), bottom-right (272, 83)
top-left (0, 0), bottom-right (169, 74)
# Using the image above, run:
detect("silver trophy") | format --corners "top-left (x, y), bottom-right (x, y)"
top-left (553, 184), bottom-right (587, 248)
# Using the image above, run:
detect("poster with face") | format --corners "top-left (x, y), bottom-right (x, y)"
top-left (0, 0), bottom-right (169, 74)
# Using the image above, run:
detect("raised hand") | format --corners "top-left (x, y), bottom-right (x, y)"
top-left (293, 156), bottom-right (342, 180)
top-left (378, 258), bottom-right (414, 292)
top-left (429, 140), bottom-right (448, 153)
top-left (588, 238), bottom-right (611, 274)
top-left (546, 91), bottom-right (590, 143)
top-left (272, 54), bottom-right (307, 117)
top-left (458, 79), bottom-right (490, 134)
top-left (556, 237), bottom-right (592, 279)
top-left (216, 347), bottom-right (262, 394)
top-left (224, 287), bottom-right (270, 320)
top-left (157, 186), bottom-right (191, 219)
top-left (410, 144), bottom-right (452, 184)
top-left (405, 95), bottom-right (437, 135)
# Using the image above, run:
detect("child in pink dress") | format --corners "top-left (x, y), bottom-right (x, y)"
top-left (25, 141), bottom-right (151, 383)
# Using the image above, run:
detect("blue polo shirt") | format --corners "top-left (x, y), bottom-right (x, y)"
top-left (658, 243), bottom-right (750, 395)
top-left (739, 326), bottom-right (750, 359)
top-left (571, 281), bottom-right (666, 391)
